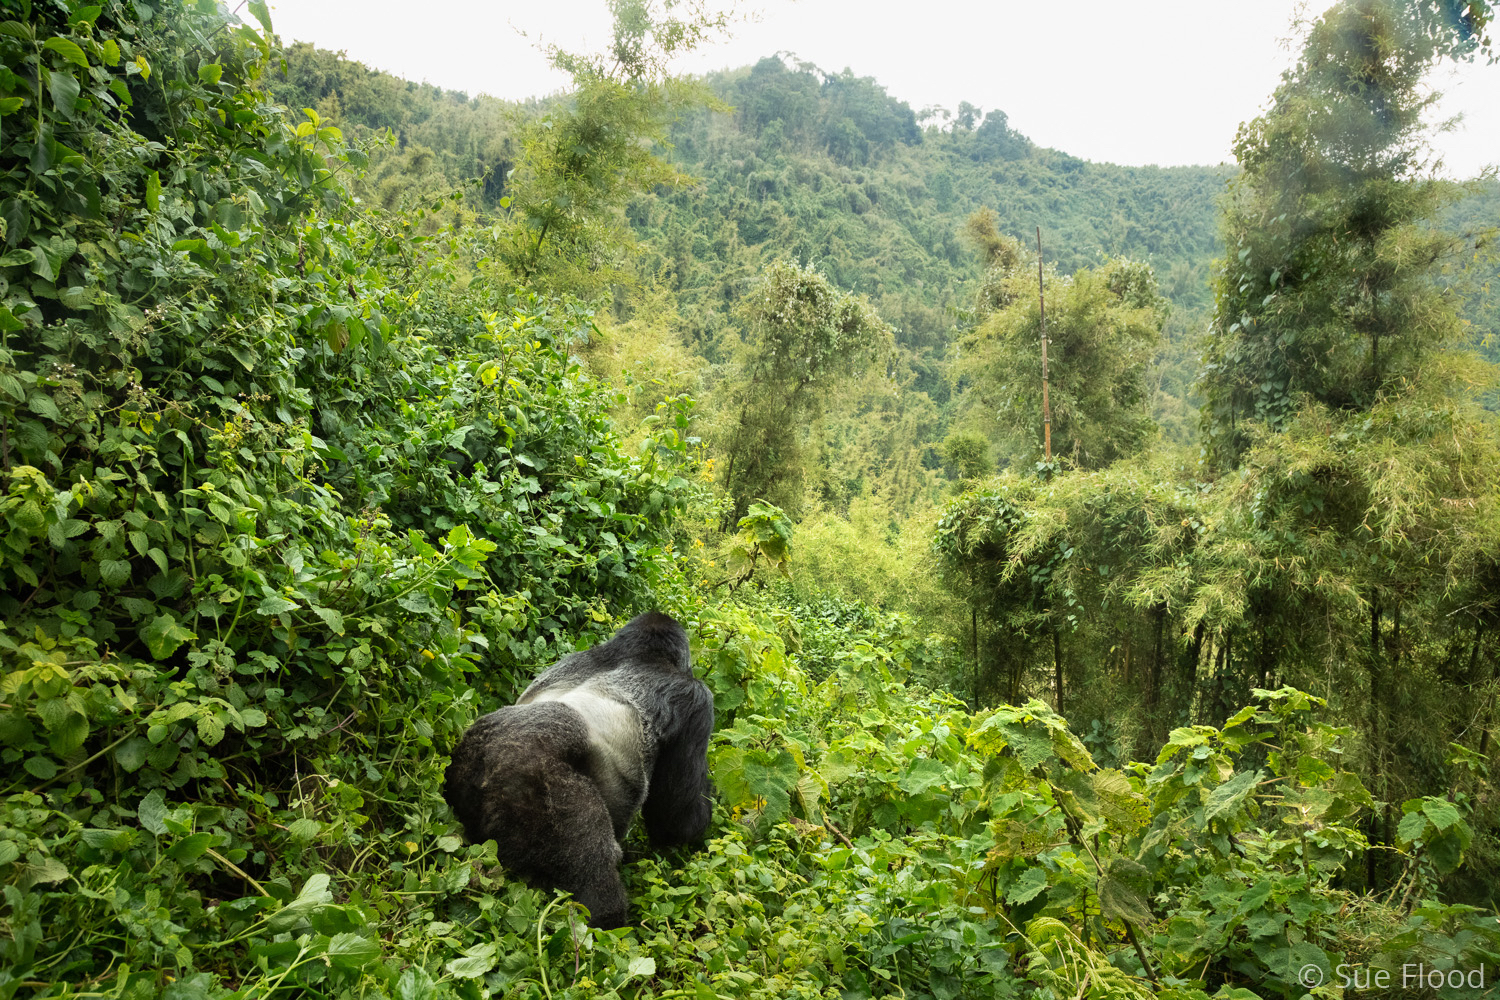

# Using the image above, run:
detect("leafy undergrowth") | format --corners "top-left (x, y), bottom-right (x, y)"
top-left (8, 592), bottom-right (1496, 1000)
top-left (1, 4), bottom-right (1496, 1000)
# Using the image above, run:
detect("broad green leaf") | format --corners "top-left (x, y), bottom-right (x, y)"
top-left (247, 0), bottom-right (273, 33)
top-left (0, 708), bottom-right (32, 746)
top-left (256, 594), bottom-right (298, 615)
top-left (1203, 769), bottom-right (1261, 824)
top-left (396, 591), bottom-right (433, 614)
top-left (545, 924), bottom-right (569, 961)
top-left (1397, 808), bottom-right (1429, 844)
top-left (47, 517), bottom-right (88, 547)
top-left (819, 748), bottom-right (858, 785)
top-left (115, 737), bottom-right (148, 772)
top-left (1092, 768), bottom-right (1148, 829)
top-left (327, 932), bottom-right (381, 970)
top-left (1004, 726), bottom-right (1052, 771)
top-left (1421, 798), bottom-right (1462, 831)
top-left (266, 872), bottom-right (335, 932)
top-left (794, 770), bottom-right (825, 818)
top-left (395, 967), bottom-right (436, 1000)
top-left (146, 170), bottom-right (161, 212)
top-left (1161, 725), bottom-right (1215, 759)
top-left (161, 974), bottom-right (212, 1000)
top-left (29, 242), bottom-right (56, 281)
top-left (59, 285), bottom-right (92, 309)
top-left (100, 558), bottom-right (131, 587)
top-left (627, 956), bottom-right (657, 977)
top-left (1222, 704), bottom-right (1258, 730)
top-left (227, 342), bottom-right (258, 370)
top-left (197, 63), bottom-right (222, 85)
top-left (1049, 726), bottom-right (1094, 771)
top-left (1427, 824), bottom-right (1471, 874)
top-left (49, 234), bottom-right (78, 261)
top-left (27, 393), bottom-right (59, 421)
top-left (168, 832), bottom-right (215, 861)
top-left (312, 606), bottom-right (345, 634)
top-left (287, 818), bottom-right (321, 845)
top-left (299, 873), bottom-right (331, 898)
top-left (446, 942), bottom-right (496, 979)
top-left (141, 613), bottom-right (195, 660)
top-left (249, 939), bottom-right (302, 963)
top-left (710, 746), bottom-right (748, 802)
top-left (48, 68), bottom-right (81, 117)
top-left (44, 37), bottom-right (89, 68)
top-left (897, 757), bottom-right (948, 795)
top-left (172, 238), bottom-right (211, 261)
top-left (1098, 857), bottom-right (1154, 926)
top-left (741, 750), bottom-right (800, 822)
top-left (1271, 942), bottom-right (1330, 990)
top-left (1005, 865), bottom-right (1047, 905)
top-left (46, 711), bottom-right (88, 755)
top-left (81, 828), bottom-right (139, 851)
top-left (139, 789), bottom-right (168, 835)
top-left (38, 697), bottom-right (73, 731)
top-left (26, 855), bottom-right (69, 884)
top-left (197, 712), bottom-right (226, 746)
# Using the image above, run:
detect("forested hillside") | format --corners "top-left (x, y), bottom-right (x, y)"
top-left (270, 39), bottom-right (1498, 484)
top-left (272, 45), bottom-right (1231, 323)
top-left (3, 2), bottom-right (1500, 999)
top-left (270, 44), bottom-right (1231, 449)
top-left (632, 58), bottom-right (1230, 354)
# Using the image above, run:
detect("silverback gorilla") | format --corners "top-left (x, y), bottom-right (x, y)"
top-left (442, 612), bottom-right (714, 928)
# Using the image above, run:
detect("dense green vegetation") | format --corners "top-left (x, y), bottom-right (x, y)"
top-left (3, 1), bottom-right (1500, 998)
top-left (268, 39), bottom-right (1235, 472)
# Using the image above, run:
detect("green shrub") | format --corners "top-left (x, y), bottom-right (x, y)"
top-left (0, 4), bottom-right (691, 994)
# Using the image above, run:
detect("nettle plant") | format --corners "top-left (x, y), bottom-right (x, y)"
top-left (701, 611), bottom-right (1496, 1000)
top-left (0, 2), bottom-right (694, 994)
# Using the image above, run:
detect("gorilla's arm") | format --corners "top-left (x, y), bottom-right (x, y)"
top-left (641, 677), bottom-right (714, 846)
top-left (522, 766), bottom-right (630, 929)
top-left (443, 704), bottom-right (631, 928)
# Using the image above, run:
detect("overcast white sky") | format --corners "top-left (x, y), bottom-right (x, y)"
top-left (263, 0), bottom-right (1499, 176)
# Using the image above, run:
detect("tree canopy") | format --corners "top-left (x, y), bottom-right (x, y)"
top-left (6, 1), bottom-right (1500, 997)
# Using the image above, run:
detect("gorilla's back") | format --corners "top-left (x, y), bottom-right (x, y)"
top-left (522, 681), bottom-right (646, 836)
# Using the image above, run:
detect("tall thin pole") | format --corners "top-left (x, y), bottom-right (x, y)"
top-left (1038, 228), bottom-right (1059, 715)
top-left (1037, 227), bottom-right (1051, 462)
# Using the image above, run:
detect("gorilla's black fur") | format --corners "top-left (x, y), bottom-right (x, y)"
top-left (442, 612), bottom-right (713, 927)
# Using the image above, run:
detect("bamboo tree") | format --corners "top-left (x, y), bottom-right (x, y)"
top-left (1199, 0), bottom-right (1494, 465)
top-left (713, 259), bottom-right (891, 525)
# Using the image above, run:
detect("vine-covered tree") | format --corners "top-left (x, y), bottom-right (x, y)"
top-left (714, 259), bottom-right (891, 525)
top-left (954, 231), bottom-right (1166, 470)
top-left (1198, 0), bottom-right (1495, 464)
top-left (493, 0), bottom-right (729, 296)
top-left (1191, 0), bottom-right (1500, 887)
